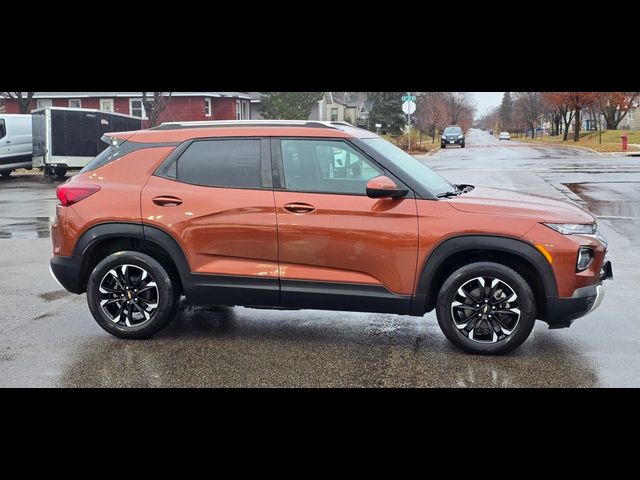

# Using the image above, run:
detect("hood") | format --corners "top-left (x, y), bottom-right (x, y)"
top-left (447, 186), bottom-right (595, 223)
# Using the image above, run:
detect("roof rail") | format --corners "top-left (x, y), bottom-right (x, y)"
top-left (152, 120), bottom-right (347, 130)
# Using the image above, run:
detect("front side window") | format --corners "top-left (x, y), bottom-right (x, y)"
top-left (167, 139), bottom-right (262, 189)
top-left (361, 137), bottom-right (454, 196)
top-left (281, 139), bottom-right (383, 195)
top-left (0, 119), bottom-right (6, 139)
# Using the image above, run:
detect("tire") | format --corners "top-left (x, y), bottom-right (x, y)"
top-left (460, 143), bottom-right (465, 148)
top-left (0, 170), bottom-right (11, 179)
top-left (435, 261), bottom-right (536, 355)
top-left (54, 166), bottom-right (67, 179)
top-left (86, 251), bottom-right (180, 339)
top-left (441, 143), bottom-right (446, 149)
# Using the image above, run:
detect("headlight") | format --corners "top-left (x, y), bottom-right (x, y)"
top-left (576, 246), bottom-right (594, 271)
top-left (543, 223), bottom-right (596, 235)
top-left (441, 135), bottom-right (446, 140)
top-left (458, 134), bottom-right (464, 139)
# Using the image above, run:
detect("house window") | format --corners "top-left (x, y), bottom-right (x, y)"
top-left (100, 99), bottom-right (114, 112)
top-left (204, 98), bottom-right (211, 117)
top-left (68, 99), bottom-right (82, 108)
top-left (331, 107), bottom-right (339, 122)
top-left (236, 100), bottom-right (242, 120)
top-left (37, 99), bottom-right (53, 109)
top-left (129, 98), bottom-right (147, 119)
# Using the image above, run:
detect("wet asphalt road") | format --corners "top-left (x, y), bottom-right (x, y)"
top-left (1, 129), bottom-right (638, 387)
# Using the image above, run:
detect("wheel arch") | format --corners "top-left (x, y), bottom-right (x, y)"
top-left (73, 222), bottom-right (190, 294)
top-left (412, 235), bottom-right (558, 317)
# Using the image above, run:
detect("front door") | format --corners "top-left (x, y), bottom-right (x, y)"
top-left (272, 137), bottom-right (419, 314)
top-left (141, 137), bottom-right (279, 306)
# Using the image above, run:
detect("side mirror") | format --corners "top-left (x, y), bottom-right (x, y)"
top-left (366, 176), bottom-right (408, 199)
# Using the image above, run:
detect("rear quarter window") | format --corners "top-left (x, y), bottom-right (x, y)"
top-left (80, 140), bottom-right (139, 173)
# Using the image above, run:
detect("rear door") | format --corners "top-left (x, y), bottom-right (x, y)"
top-left (141, 137), bottom-right (279, 306)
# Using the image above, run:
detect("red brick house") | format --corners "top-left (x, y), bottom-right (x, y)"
top-left (2, 92), bottom-right (256, 125)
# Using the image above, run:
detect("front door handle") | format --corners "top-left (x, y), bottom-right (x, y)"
top-left (5, 140), bottom-right (10, 144)
top-left (283, 202), bottom-right (316, 214)
top-left (153, 195), bottom-right (183, 207)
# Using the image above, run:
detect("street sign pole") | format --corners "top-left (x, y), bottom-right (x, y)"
top-left (401, 97), bottom-right (417, 151)
top-left (407, 92), bottom-right (411, 152)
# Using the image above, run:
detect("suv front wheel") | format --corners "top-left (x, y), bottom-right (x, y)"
top-left (436, 262), bottom-right (536, 355)
top-left (86, 251), bottom-right (179, 339)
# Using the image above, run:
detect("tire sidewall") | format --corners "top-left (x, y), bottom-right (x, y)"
top-left (87, 251), bottom-right (178, 339)
top-left (436, 262), bottom-right (536, 355)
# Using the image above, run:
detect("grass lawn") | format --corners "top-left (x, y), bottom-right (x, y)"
top-left (382, 131), bottom-right (441, 155)
top-left (513, 130), bottom-right (640, 153)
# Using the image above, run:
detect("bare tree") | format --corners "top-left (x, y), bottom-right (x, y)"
top-left (142, 92), bottom-right (172, 127)
top-left (514, 92), bottom-right (543, 139)
top-left (0, 92), bottom-right (35, 113)
top-left (443, 92), bottom-right (476, 129)
top-left (415, 92), bottom-right (447, 142)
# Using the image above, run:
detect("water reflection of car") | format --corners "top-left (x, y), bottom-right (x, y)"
top-left (441, 125), bottom-right (465, 149)
top-left (499, 131), bottom-right (511, 141)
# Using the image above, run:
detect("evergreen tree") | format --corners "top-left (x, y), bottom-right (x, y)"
top-left (500, 92), bottom-right (513, 130)
top-left (259, 92), bottom-right (324, 120)
top-left (366, 92), bottom-right (406, 135)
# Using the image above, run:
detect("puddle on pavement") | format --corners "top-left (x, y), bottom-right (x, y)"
top-left (565, 182), bottom-right (640, 245)
top-left (0, 217), bottom-right (51, 239)
top-left (39, 290), bottom-right (70, 302)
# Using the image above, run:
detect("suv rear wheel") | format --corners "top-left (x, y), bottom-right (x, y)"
top-left (86, 251), bottom-right (179, 339)
top-left (435, 261), bottom-right (536, 355)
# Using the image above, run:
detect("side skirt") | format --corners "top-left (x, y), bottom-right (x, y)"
top-left (281, 279), bottom-right (412, 315)
top-left (184, 275), bottom-right (413, 315)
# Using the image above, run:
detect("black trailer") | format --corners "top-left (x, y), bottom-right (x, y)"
top-left (32, 107), bottom-right (142, 178)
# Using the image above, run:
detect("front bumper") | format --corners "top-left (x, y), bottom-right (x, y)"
top-left (50, 255), bottom-right (84, 294)
top-left (544, 260), bottom-right (613, 328)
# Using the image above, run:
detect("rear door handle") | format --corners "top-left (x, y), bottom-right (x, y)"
top-left (152, 195), bottom-right (183, 207)
top-left (5, 140), bottom-right (10, 144)
top-left (283, 202), bottom-right (316, 214)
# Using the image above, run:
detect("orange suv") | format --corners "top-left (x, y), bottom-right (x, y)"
top-left (50, 120), bottom-right (612, 354)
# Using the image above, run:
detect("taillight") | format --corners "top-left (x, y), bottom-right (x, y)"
top-left (56, 183), bottom-right (101, 206)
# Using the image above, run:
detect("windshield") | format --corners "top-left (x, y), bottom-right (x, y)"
top-left (443, 126), bottom-right (462, 135)
top-left (362, 137), bottom-right (455, 196)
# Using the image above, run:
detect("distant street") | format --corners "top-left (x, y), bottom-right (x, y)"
top-left (1, 129), bottom-right (639, 387)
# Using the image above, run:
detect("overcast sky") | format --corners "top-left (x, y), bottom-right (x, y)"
top-left (471, 92), bottom-right (505, 117)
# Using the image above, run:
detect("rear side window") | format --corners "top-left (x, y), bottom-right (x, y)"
top-left (167, 139), bottom-right (262, 189)
top-left (0, 119), bottom-right (6, 140)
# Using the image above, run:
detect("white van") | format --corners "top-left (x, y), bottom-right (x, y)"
top-left (0, 114), bottom-right (33, 179)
